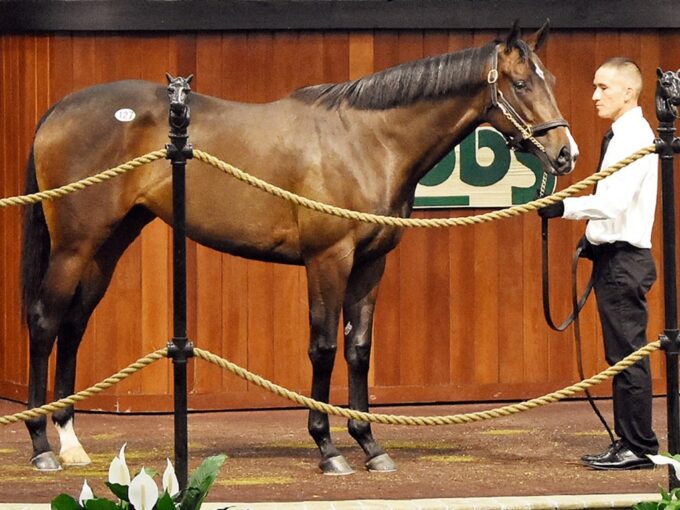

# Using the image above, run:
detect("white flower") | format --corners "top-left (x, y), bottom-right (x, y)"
top-left (648, 454), bottom-right (680, 476)
top-left (78, 479), bottom-right (94, 506)
top-left (108, 443), bottom-right (131, 486)
top-left (162, 458), bottom-right (180, 497)
top-left (128, 468), bottom-right (159, 510)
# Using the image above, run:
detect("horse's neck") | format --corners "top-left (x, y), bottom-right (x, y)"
top-left (358, 94), bottom-right (486, 198)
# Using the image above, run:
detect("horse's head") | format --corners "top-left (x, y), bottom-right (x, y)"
top-left (166, 73), bottom-right (193, 116)
top-left (485, 20), bottom-right (578, 176)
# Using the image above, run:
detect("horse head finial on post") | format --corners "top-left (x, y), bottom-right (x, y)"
top-left (164, 73), bottom-right (195, 490)
top-left (166, 73), bottom-right (194, 155)
top-left (654, 67), bottom-right (680, 491)
top-left (655, 68), bottom-right (680, 124)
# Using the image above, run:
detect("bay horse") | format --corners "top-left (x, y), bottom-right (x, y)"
top-left (21, 21), bottom-right (577, 474)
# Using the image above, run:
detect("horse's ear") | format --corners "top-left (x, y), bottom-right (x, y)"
top-left (657, 67), bottom-right (664, 78)
top-left (527, 19), bottom-right (550, 51)
top-left (166, 72), bottom-right (175, 84)
top-left (504, 19), bottom-right (521, 54)
top-left (186, 74), bottom-right (194, 84)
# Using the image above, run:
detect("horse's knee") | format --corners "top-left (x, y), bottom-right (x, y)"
top-left (308, 340), bottom-right (337, 368)
top-left (345, 339), bottom-right (371, 370)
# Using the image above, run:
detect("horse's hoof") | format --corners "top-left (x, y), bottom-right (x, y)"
top-left (31, 451), bottom-right (62, 471)
top-left (319, 455), bottom-right (355, 475)
top-left (60, 446), bottom-right (92, 466)
top-left (365, 453), bottom-right (397, 473)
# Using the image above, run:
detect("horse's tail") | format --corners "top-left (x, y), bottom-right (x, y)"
top-left (20, 143), bottom-right (50, 318)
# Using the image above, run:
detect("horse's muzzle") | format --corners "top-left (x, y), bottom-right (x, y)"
top-left (548, 128), bottom-right (579, 175)
top-left (554, 146), bottom-right (574, 174)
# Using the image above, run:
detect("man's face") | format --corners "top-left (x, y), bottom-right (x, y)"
top-left (592, 65), bottom-right (631, 120)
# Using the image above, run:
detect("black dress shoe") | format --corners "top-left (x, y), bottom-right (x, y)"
top-left (580, 440), bottom-right (624, 463)
top-left (585, 446), bottom-right (655, 471)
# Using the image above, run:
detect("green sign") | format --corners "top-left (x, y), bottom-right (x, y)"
top-left (415, 127), bottom-right (556, 208)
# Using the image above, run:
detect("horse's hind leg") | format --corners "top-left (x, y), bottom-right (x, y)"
top-left (343, 256), bottom-right (397, 472)
top-left (51, 207), bottom-right (154, 467)
top-left (26, 248), bottom-right (94, 470)
top-left (51, 295), bottom-right (92, 467)
top-left (305, 247), bottom-right (354, 475)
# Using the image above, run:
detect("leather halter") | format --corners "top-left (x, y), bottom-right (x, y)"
top-left (487, 44), bottom-right (569, 152)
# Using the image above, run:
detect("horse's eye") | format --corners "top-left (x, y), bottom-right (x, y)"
top-left (513, 80), bottom-right (527, 90)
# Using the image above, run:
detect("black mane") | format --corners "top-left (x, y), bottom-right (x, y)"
top-left (291, 42), bottom-right (496, 110)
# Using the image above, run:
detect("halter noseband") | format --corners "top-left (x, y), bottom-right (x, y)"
top-left (487, 44), bottom-right (569, 152)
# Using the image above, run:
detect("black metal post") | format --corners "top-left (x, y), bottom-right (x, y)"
top-left (655, 69), bottom-right (680, 489)
top-left (165, 74), bottom-right (194, 490)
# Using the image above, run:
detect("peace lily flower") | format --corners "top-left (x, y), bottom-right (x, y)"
top-left (634, 454), bottom-right (680, 509)
top-left (108, 443), bottom-right (131, 485)
top-left (162, 458), bottom-right (180, 497)
top-left (78, 480), bottom-right (94, 506)
top-left (50, 444), bottom-right (226, 510)
top-left (129, 468), bottom-right (159, 510)
top-left (647, 453), bottom-right (680, 476)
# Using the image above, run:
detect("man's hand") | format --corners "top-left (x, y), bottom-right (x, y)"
top-left (538, 201), bottom-right (564, 219)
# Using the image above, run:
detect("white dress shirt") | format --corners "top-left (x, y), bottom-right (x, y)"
top-left (562, 106), bottom-right (658, 248)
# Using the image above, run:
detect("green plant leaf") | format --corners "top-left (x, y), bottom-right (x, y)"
top-left (84, 498), bottom-right (123, 510)
top-left (156, 491), bottom-right (175, 510)
top-left (666, 501), bottom-right (680, 510)
top-left (178, 454), bottom-right (226, 510)
top-left (51, 494), bottom-right (82, 510)
top-left (661, 487), bottom-right (671, 501)
top-left (105, 482), bottom-right (129, 502)
top-left (633, 501), bottom-right (663, 510)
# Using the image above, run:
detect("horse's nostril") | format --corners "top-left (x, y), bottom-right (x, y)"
top-left (557, 146), bottom-right (571, 165)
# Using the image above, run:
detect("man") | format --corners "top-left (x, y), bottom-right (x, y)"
top-left (539, 57), bottom-right (659, 470)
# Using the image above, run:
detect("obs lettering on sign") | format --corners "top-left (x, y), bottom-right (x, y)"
top-left (415, 127), bottom-right (556, 208)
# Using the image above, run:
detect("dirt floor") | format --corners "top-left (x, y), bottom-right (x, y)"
top-left (0, 397), bottom-right (672, 504)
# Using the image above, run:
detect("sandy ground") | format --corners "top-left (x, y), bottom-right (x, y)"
top-left (0, 397), bottom-right (671, 504)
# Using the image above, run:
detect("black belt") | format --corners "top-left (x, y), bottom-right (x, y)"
top-left (591, 241), bottom-right (644, 253)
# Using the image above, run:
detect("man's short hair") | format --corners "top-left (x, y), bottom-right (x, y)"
top-left (599, 57), bottom-right (643, 97)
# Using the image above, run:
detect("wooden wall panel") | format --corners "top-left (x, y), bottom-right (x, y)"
top-left (0, 29), bottom-right (677, 413)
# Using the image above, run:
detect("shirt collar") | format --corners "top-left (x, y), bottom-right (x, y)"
top-left (611, 106), bottom-right (642, 137)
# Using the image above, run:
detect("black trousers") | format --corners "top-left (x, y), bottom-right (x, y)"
top-left (592, 242), bottom-right (659, 456)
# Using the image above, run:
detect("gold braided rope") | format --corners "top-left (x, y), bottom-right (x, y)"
top-left (191, 341), bottom-right (661, 425)
top-left (0, 150), bottom-right (167, 208)
top-left (0, 349), bottom-right (167, 425)
top-left (194, 145), bottom-right (656, 227)
top-left (0, 341), bottom-right (660, 426)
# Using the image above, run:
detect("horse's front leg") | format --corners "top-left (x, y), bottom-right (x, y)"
top-left (343, 256), bottom-right (397, 472)
top-left (305, 247), bottom-right (354, 475)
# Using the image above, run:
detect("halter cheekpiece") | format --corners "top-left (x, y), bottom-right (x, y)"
top-left (487, 44), bottom-right (569, 152)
